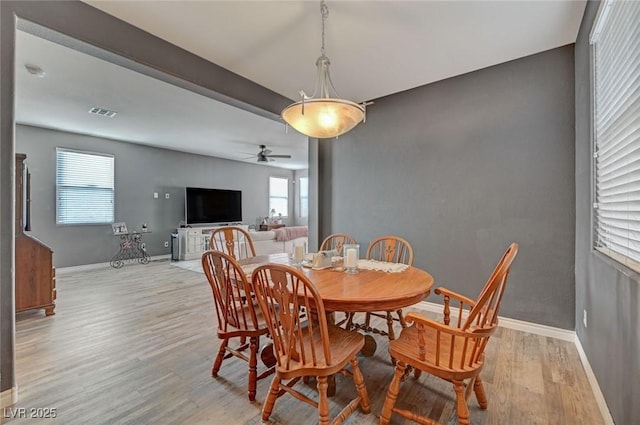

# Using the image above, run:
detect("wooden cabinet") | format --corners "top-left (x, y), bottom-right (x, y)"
top-left (181, 228), bottom-right (205, 260)
top-left (15, 153), bottom-right (55, 316)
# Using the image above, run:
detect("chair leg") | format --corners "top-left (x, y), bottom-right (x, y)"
top-left (212, 339), bottom-right (228, 377)
top-left (349, 356), bottom-right (371, 413)
top-left (345, 312), bottom-right (354, 330)
top-left (473, 375), bottom-right (488, 409)
top-left (380, 361), bottom-right (407, 425)
top-left (317, 376), bottom-right (330, 425)
top-left (262, 376), bottom-right (281, 422)
top-left (364, 312), bottom-right (372, 330)
top-left (396, 309), bottom-right (407, 328)
top-left (386, 312), bottom-right (396, 340)
top-left (248, 336), bottom-right (258, 401)
top-left (453, 380), bottom-right (470, 425)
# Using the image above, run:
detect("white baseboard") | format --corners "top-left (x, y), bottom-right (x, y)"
top-left (416, 301), bottom-right (575, 341)
top-left (56, 255), bottom-right (170, 275)
top-left (0, 386), bottom-right (18, 408)
top-left (575, 336), bottom-right (615, 425)
top-left (416, 301), bottom-right (613, 424)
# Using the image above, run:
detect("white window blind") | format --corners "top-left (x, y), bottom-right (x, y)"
top-left (56, 148), bottom-right (115, 225)
top-left (591, 0), bottom-right (640, 269)
top-left (269, 177), bottom-right (288, 217)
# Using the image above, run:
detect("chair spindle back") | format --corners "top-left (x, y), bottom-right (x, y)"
top-left (252, 264), bottom-right (332, 369)
top-left (462, 242), bottom-right (518, 331)
top-left (366, 236), bottom-right (414, 265)
top-left (210, 227), bottom-right (256, 261)
top-left (202, 250), bottom-right (260, 333)
top-left (319, 233), bottom-right (356, 256)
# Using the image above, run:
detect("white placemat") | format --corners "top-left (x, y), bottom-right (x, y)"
top-left (241, 263), bottom-right (264, 277)
top-left (356, 259), bottom-right (409, 273)
top-left (241, 255), bottom-right (290, 276)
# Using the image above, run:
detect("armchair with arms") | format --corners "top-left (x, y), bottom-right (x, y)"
top-left (380, 243), bottom-right (518, 425)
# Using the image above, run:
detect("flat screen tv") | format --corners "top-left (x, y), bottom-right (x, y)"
top-left (185, 187), bottom-right (242, 225)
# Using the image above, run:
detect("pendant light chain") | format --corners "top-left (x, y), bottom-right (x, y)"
top-left (320, 0), bottom-right (328, 57)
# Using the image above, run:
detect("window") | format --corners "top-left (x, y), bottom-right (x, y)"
top-left (56, 148), bottom-right (114, 224)
top-left (269, 177), bottom-right (288, 217)
top-left (591, 1), bottom-right (640, 270)
top-left (299, 177), bottom-right (309, 218)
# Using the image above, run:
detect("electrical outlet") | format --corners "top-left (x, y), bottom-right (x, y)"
top-left (164, 241), bottom-right (169, 248)
top-left (583, 309), bottom-right (588, 327)
top-left (153, 192), bottom-right (158, 199)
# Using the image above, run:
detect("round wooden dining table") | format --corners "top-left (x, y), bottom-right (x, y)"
top-left (240, 252), bottom-right (434, 314)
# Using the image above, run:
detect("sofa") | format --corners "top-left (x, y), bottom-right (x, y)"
top-left (248, 226), bottom-right (308, 256)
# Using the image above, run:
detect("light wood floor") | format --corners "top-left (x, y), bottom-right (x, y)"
top-left (8, 260), bottom-right (604, 425)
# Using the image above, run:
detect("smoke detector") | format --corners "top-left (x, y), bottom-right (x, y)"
top-left (25, 64), bottom-right (46, 77)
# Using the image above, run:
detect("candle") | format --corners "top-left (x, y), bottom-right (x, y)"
top-left (345, 248), bottom-right (357, 268)
top-left (294, 244), bottom-right (304, 261)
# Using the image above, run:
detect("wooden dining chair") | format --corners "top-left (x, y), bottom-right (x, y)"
top-left (210, 226), bottom-right (256, 261)
top-left (251, 263), bottom-right (371, 425)
top-left (380, 243), bottom-right (518, 425)
top-left (347, 236), bottom-right (414, 343)
top-left (201, 250), bottom-right (273, 401)
top-left (320, 233), bottom-right (356, 255)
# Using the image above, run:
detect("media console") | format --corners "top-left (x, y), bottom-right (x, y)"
top-left (175, 224), bottom-right (308, 261)
top-left (176, 225), bottom-right (249, 261)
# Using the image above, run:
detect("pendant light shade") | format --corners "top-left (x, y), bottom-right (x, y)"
top-left (282, 99), bottom-right (365, 139)
top-left (282, 1), bottom-right (367, 139)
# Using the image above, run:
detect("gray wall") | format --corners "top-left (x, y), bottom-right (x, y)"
top-left (319, 46), bottom-right (576, 329)
top-left (575, 1), bottom-right (639, 423)
top-left (16, 125), bottom-right (294, 268)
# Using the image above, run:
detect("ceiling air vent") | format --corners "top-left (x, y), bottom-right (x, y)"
top-left (88, 107), bottom-right (117, 118)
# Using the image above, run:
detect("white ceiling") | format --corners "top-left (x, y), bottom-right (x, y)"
top-left (15, 1), bottom-right (586, 170)
top-left (15, 32), bottom-right (309, 170)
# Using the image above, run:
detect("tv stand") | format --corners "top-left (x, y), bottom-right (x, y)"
top-left (176, 224), bottom-right (248, 260)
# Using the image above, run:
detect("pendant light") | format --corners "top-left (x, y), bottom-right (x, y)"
top-left (281, 0), bottom-right (367, 139)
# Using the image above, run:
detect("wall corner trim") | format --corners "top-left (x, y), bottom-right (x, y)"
top-left (575, 336), bottom-right (616, 425)
top-left (55, 255), bottom-right (171, 276)
top-left (0, 386), bottom-right (18, 408)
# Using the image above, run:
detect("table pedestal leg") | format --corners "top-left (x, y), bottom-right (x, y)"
top-left (361, 334), bottom-right (377, 357)
top-left (260, 343), bottom-right (277, 368)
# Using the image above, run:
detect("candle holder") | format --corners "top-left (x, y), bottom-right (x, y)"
top-left (291, 240), bottom-right (307, 267)
top-left (343, 244), bottom-right (359, 274)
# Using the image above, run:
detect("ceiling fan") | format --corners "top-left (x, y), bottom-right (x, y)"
top-left (248, 145), bottom-right (291, 163)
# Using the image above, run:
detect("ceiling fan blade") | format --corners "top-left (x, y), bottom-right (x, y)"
top-left (262, 149), bottom-right (272, 155)
top-left (266, 154), bottom-right (291, 158)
